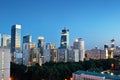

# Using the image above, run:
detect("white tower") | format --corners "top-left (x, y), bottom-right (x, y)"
top-left (38, 36), bottom-right (45, 65)
top-left (0, 48), bottom-right (10, 80)
top-left (73, 38), bottom-right (85, 61)
top-left (104, 44), bottom-right (109, 59)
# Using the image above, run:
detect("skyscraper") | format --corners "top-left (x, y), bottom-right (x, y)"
top-left (111, 39), bottom-right (115, 48)
top-left (0, 48), bottom-right (10, 80)
top-left (0, 33), bottom-right (1, 47)
top-left (110, 39), bottom-right (115, 58)
top-left (23, 42), bottom-right (36, 66)
top-left (38, 36), bottom-right (44, 64)
top-left (74, 38), bottom-right (85, 50)
top-left (38, 37), bottom-right (44, 54)
top-left (1, 34), bottom-right (11, 48)
top-left (23, 35), bottom-right (32, 43)
top-left (11, 24), bottom-right (21, 53)
top-left (73, 38), bottom-right (85, 61)
top-left (44, 43), bottom-right (56, 62)
top-left (60, 28), bottom-right (69, 49)
top-left (104, 44), bottom-right (109, 59)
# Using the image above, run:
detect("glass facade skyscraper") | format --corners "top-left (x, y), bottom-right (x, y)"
top-left (60, 28), bottom-right (69, 49)
top-left (38, 37), bottom-right (44, 55)
top-left (23, 35), bottom-right (32, 43)
top-left (38, 36), bottom-right (44, 64)
top-left (11, 24), bottom-right (21, 53)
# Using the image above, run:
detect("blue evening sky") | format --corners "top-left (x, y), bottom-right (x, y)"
top-left (0, 0), bottom-right (120, 49)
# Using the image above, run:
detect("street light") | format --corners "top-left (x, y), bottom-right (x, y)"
top-left (9, 77), bottom-right (12, 80)
top-left (70, 77), bottom-right (73, 80)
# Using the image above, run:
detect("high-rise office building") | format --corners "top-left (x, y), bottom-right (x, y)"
top-left (1, 34), bottom-right (11, 48)
top-left (104, 44), bottom-right (109, 59)
top-left (73, 49), bottom-right (79, 62)
top-left (38, 36), bottom-right (44, 64)
top-left (23, 35), bottom-right (32, 43)
top-left (22, 35), bottom-right (37, 66)
top-left (60, 28), bottom-right (69, 49)
top-left (11, 24), bottom-right (21, 53)
top-left (73, 38), bottom-right (85, 50)
top-left (0, 33), bottom-right (1, 47)
top-left (23, 42), bottom-right (36, 66)
top-left (111, 39), bottom-right (115, 48)
top-left (38, 37), bottom-right (44, 55)
top-left (44, 43), bottom-right (56, 62)
top-left (0, 48), bottom-right (10, 80)
top-left (44, 43), bottom-right (51, 62)
top-left (109, 39), bottom-right (115, 58)
top-left (73, 38), bottom-right (85, 61)
top-left (58, 49), bottom-right (68, 62)
top-left (50, 49), bottom-right (58, 62)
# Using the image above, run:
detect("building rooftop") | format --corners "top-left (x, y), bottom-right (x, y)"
top-left (73, 70), bottom-right (120, 80)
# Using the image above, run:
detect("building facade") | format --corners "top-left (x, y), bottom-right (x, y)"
top-left (0, 48), bottom-right (10, 80)
top-left (104, 44), bottom-right (109, 59)
top-left (60, 28), bottom-right (69, 49)
top-left (73, 38), bottom-right (85, 61)
top-left (23, 35), bottom-right (32, 43)
top-left (14, 52), bottom-right (23, 64)
top-left (73, 49), bottom-right (79, 62)
top-left (50, 49), bottom-right (58, 62)
top-left (73, 70), bottom-right (120, 80)
top-left (58, 49), bottom-right (68, 62)
top-left (85, 47), bottom-right (106, 60)
top-left (23, 42), bottom-right (36, 66)
top-left (38, 36), bottom-right (45, 64)
top-left (44, 43), bottom-right (56, 62)
top-left (11, 24), bottom-right (21, 53)
top-left (1, 34), bottom-right (11, 48)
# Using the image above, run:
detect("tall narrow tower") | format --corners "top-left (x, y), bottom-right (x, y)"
top-left (110, 39), bottom-right (115, 58)
top-left (38, 37), bottom-right (44, 55)
top-left (0, 48), bottom-right (10, 80)
top-left (38, 36), bottom-right (44, 64)
top-left (73, 38), bottom-right (85, 61)
top-left (104, 44), bottom-right (109, 59)
top-left (111, 39), bottom-right (115, 48)
top-left (0, 33), bottom-right (1, 47)
top-left (11, 24), bottom-right (21, 53)
top-left (60, 28), bottom-right (69, 49)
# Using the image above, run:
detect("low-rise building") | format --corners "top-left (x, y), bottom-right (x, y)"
top-left (73, 70), bottom-right (120, 80)
top-left (85, 48), bottom-right (106, 60)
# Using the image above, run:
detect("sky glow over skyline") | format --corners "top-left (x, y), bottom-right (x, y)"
top-left (0, 0), bottom-right (120, 49)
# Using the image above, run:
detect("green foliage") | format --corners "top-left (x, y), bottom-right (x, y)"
top-left (11, 59), bottom-right (118, 80)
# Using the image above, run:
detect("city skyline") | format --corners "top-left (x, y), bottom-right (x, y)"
top-left (0, 0), bottom-right (120, 49)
